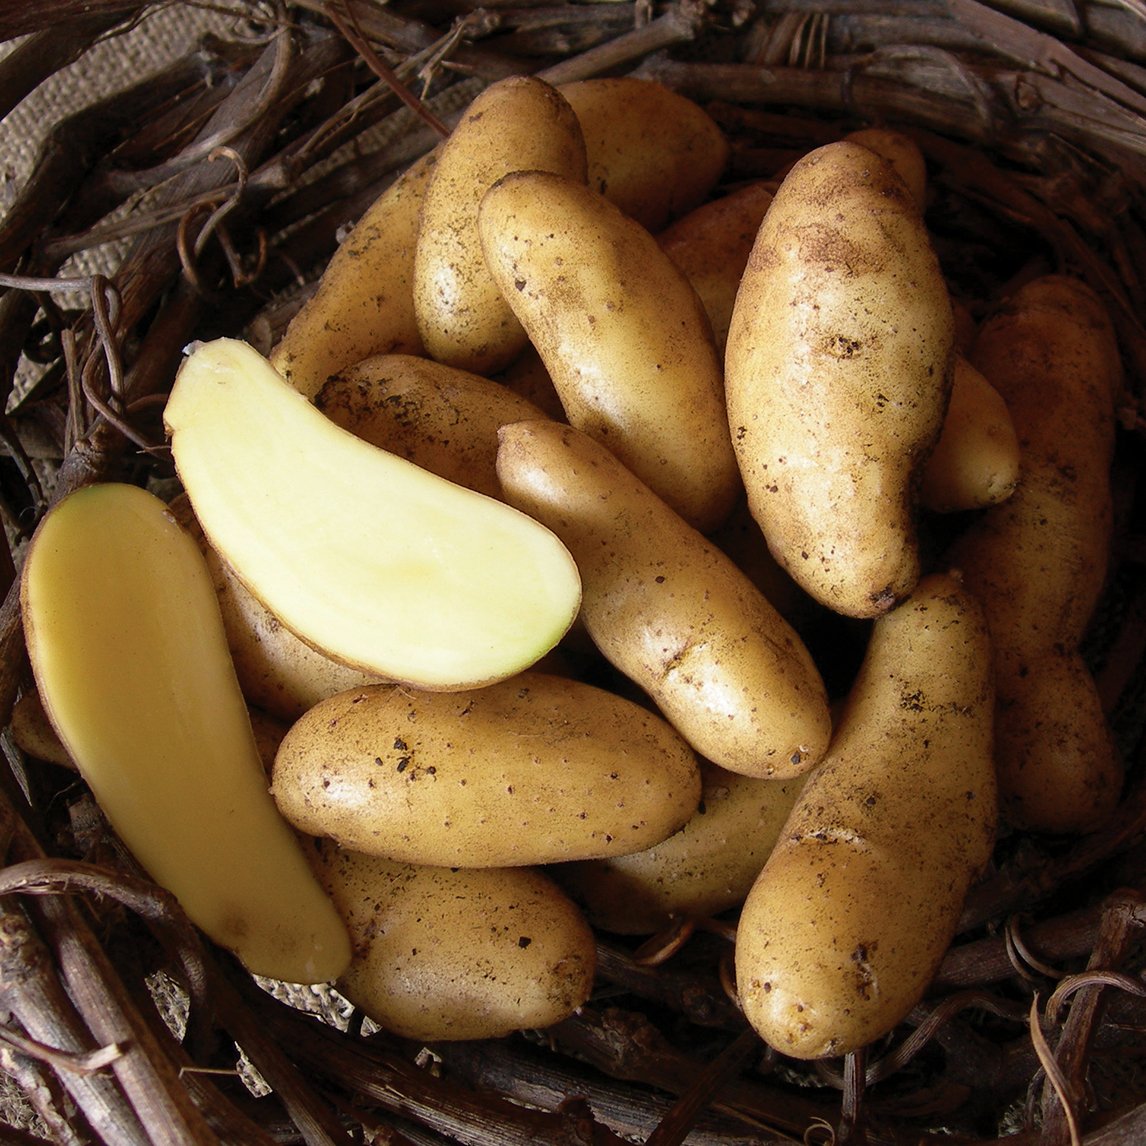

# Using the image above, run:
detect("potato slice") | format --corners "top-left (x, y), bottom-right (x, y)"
top-left (20, 482), bottom-right (351, 983)
top-left (164, 338), bottom-right (581, 691)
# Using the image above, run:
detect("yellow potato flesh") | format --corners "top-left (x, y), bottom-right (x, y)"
top-left (20, 482), bottom-right (351, 984)
top-left (164, 338), bottom-right (581, 691)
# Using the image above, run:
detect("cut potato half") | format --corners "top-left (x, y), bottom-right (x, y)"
top-left (164, 338), bottom-right (582, 691)
top-left (20, 482), bottom-right (351, 984)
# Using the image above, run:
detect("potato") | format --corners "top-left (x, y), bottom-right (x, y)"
top-left (725, 139), bottom-right (955, 617)
top-left (270, 150), bottom-right (437, 398)
top-left (844, 126), bottom-right (927, 209)
top-left (315, 353), bottom-right (551, 500)
top-left (556, 762), bottom-right (806, 936)
top-left (170, 493), bottom-right (383, 722)
top-left (559, 77), bottom-right (729, 232)
top-left (21, 483), bottom-right (351, 984)
top-left (313, 843), bottom-right (595, 1041)
top-left (945, 274), bottom-right (1124, 833)
top-left (919, 354), bottom-right (1021, 512)
top-left (480, 169), bottom-right (741, 533)
top-left (413, 75), bottom-right (587, 374)
top-left (656, 180), bottom-right (775, 353)
top-left (496, 420), bottom-right (831, 779)
top-left (735, 572), bottom-right (997, 1060)
top-left (164, 339), bottom-right (581, 692)
top-left (271, 673), bottom-right (701, 867)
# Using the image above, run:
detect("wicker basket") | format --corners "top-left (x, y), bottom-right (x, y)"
top-left (1, 2), bottom-right (1145, 1144)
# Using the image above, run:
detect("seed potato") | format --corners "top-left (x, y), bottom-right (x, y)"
top-left (725, 140), bottom-right (955, 617)
top-left (496, 420), bottom-right (832, 779)
top-left (271, 672), bottom-right (702, 867)
top-left (480, 169), bottom-right (741, 532)
top-left (413, 75), bottom-right (587, 374)
top-left (735, 572), bottom-right (997, 1059)
top-left (314, 843), bottom-right (595, 1041)
top-left (946, 274), bottom-right (1124, 833)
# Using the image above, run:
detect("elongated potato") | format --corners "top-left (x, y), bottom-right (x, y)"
top-left (314, 843), bottom-right (595, 1040)
top-left (272, 673), bottom-right (701, 867)
top-left (165, 338), bottom-right (581, 692)
top-left (556, 762), bottom-right (806, 936)
top-left (480, 169), bottom-right (741, 532)
top-left (725, 140), bottom-right (955, 617)
top-left (656, 180), bottom-right (775, 353)
top-left (413, 75), bottom-right (587, 374)
top-left (919, 355), bottom-right (1020, 512)
top-left (315, 353), bottom-right (551, 499)
top-left (558, 77), bottom-right (729, 232)
top-left (496, 420), bottom-right (831, 779)
top-left (946, 274), bottom-right (1124, 833)
top-left (21, 483), bottom-right (351, 984)
top-left (270, 150), bottom-right (437, 398)
top-left (170, 493), bottom-right (384, 722)
top-left (735, 572), bottom-right (997, 1059)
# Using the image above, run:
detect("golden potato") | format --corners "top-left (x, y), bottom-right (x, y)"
top-left (413, 75), bottom-right (587, 374)
top-left (314, 843), bottom-right (595, 1041)
top-left (559, 77), bottom-right (729, 232)
top-left (844, 126), bottom-right (927, 209)
top-left (496, 420), bottom-right (831, 779)
top-left (315, 353), bottom-right (551, 499)
top-left (735, 572), bottom-right (997, 1059)
top-left (21, 483), bottom-right (351, 984)
top-left (271, 672), bottom-right (701, 867)
top-left (556, 762), bottom-right (806, 936)
top-left (656, 180), bottom-right (775, 353)
top-left (480, 169), bottom-right (741, 532)
top-left (946, 273), bottom-right (1124, 833)
top-left (919, 354), bottom-right (1020, 512)
top-left (270, 150), bottom-right (437, 398)
top-left (725, 140), bottom-right (955, 617)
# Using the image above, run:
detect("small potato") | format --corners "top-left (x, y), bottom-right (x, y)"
top-left (725, 140), bottom-right (955, 617)
top-left (657, 180), bottom-right (775, 353)
top-left (559, 77), bottom-right (728, 232)
top-left (844, 126), bottom-right (927, 209)
top-left (946, 274), bottom-right (1124, 833)
top-left (919, 355), bottom-right (1020, 512)
top-left (271, 672), bottom-right (701, 867)
top-left (170, 494), bottom-right (383, 722)
top-left (480, 169), bottom-right (741, 532)
top-left (413, 75), bottom-right (587, 374)
top-left (556, 762), bottom-right (806, 936)
top-left (314, 843), bottom-right (595, 1041)
top-left (315, 354), bottom-right (552, 499)
top-left (496, 420), bottom-right (831, 780)
top-left (270, 150), bottom-right (437, 398)
top-left (735, 572), bottom-right (997, 1060)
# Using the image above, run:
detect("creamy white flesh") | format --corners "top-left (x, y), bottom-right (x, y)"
top-left (164, 339), bottom-right (581, 690)
top-left (20, 483), bottom-right (351, 983)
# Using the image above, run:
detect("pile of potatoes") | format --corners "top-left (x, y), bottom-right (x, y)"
top-left (20, 74), bottom-right (1128, 1062)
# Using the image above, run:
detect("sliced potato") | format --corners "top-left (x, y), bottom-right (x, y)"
top-left (164, 338), bottom-right (581, 692)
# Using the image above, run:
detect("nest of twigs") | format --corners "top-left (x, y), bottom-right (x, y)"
top-left (1, 2), bottom-right (1146, 1144)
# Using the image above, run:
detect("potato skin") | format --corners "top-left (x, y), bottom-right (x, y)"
top-left (735, 572), bottom-right (997, 1060)
top-left (271, 673), bottom-right (701, 867)
top-left (315, 354), bottom-right (551, 499)
top-left (946, 274), bottom-right (1124, 833)
top-left (556, 762), bottom-right (805, 936)
top-left (413, 76), bottom-right (587, 374)
top-left (558, 77), bottom-right (729, 232)
top-left (496, 420), bottom-right (831, 779)
top-left (313, 843), bottom-right (595, 1041)
top-left (270, 150), bottom-right (437, 398)
top-left (480, 169), bottom-right (740, 532)
top-left (725, 140), bottom-right (954, 617)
